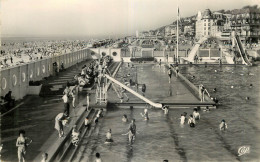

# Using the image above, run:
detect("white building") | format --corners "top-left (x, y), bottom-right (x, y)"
top-left (195, 9), bottom-right (226, 39)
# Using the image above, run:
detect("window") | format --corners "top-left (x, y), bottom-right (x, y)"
top-left (13, 74), bottom-right (17, 86)
top-left (2, 78), bottom-right (7, 90)
top-left (22, 72), bottom-right (26, 82)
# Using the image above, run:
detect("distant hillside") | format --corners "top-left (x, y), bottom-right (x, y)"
top-left (154, 5), bottom-right (259, 32)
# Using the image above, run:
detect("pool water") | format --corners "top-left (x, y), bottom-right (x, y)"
top-left (108, 63), bottom-right (200, 104)
top-left (77, 64), bottom-right (260, 162)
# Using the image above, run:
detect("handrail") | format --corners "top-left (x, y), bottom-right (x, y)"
top-left (104, 74), bottom-right (162, 108)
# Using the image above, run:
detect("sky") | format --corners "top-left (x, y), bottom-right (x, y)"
top-left (1, 0), bottom-right (259, 38)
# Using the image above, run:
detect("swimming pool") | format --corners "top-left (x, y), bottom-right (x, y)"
top-left (75, 63), bottom-right (260, 161)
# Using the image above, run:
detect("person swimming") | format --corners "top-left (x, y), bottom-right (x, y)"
top-left (219, 120), bottom-right (227, 131)
top-left (128, 119), bottom-right (136, 144)
top-left (122, 114), bottom-right (128, 122)
top-left (162, 106), bottom-right (169, 115)
top-left (213, 88), bottom-right (217, 92)
top-left (188, 115), bottom-right (196, 127)
top-left (203, 106), bottom-right (210, 112)
top-left (180, 114), bottom-right (186, 125)
top-left (140, 109), bottom-right (149, 120)
top-left (192, 108), bottom-right (200, 120)
top-left (105, 129), bottom-right (113, 143)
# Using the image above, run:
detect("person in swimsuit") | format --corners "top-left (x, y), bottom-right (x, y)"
top-left (192, 108), bottom-right (200, 120)
top-left (219, 119), bottom-right (227, 131)
top-left (128, 119), bottom-right (136, 144)
top-left (167, 67), bottom-right (172, 83)
top-left (122, 114), bottom-right (128, 122)
top-left (141, 109), bottom-right (149, 120)
top-left (188, 115), bottom-right (196, 127)
top-left (203, 106), bottom-right (210, 112)
top-left (95, 152), bottom-right (102, 162)
top-left (16, 130), bottom-right (32, 162)
top-left (71, 125), bottom-right (80, 146)
top-left (199, 84), bottom-right (207, 102)
top-left (105, 129), bottom-right (114, 143)
top-left (180, 114), bottom-right (186, 125)
top-left (41, 153), bottom-right (48, 162)
top-left (86, 93), bottom-right (90, 111)
top-left (162, 106), bottom-right (169, 115)
top-left (175, 65), bottom-right (179, 77)
top-left (62, 94), bottom-right (70, 117)
top-left (141, 84), bottom-right (146, 96)
top-left (54, 113), bottom-right (66, 137)
top-left (85, 117), bottom-right (90, 129)
top-left (70, 87), bottom-right (77, 108)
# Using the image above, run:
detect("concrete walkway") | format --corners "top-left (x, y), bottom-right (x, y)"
top-left (0, 60), bottom-right (93, 162)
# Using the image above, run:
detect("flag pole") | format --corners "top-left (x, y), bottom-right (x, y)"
top-left (176, 6), bottom-right (179, 64)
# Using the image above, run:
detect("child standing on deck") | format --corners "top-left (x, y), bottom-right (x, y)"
top-left (70, 87), bottom-right (77, 108)
top-left (175, 65), bottom-right (179, 77)
top-left (167, 67), bottom-right (172, 83)
top-left (141, 84), bottom-right (146, 96)
top-left (86, 93), bottom-right (90, 111)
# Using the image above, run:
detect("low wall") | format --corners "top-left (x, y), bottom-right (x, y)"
top-left (0, 49), bottom-right (89, 100)
top-left (166, 64), bottom-right (213, 103)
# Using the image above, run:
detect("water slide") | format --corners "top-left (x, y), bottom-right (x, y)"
top-left (234, 35), bottom-right (252, 66)
top-left (186, 37), bottom-right (208, 62)
top-left (104, 74), bottom-right (163, 108)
